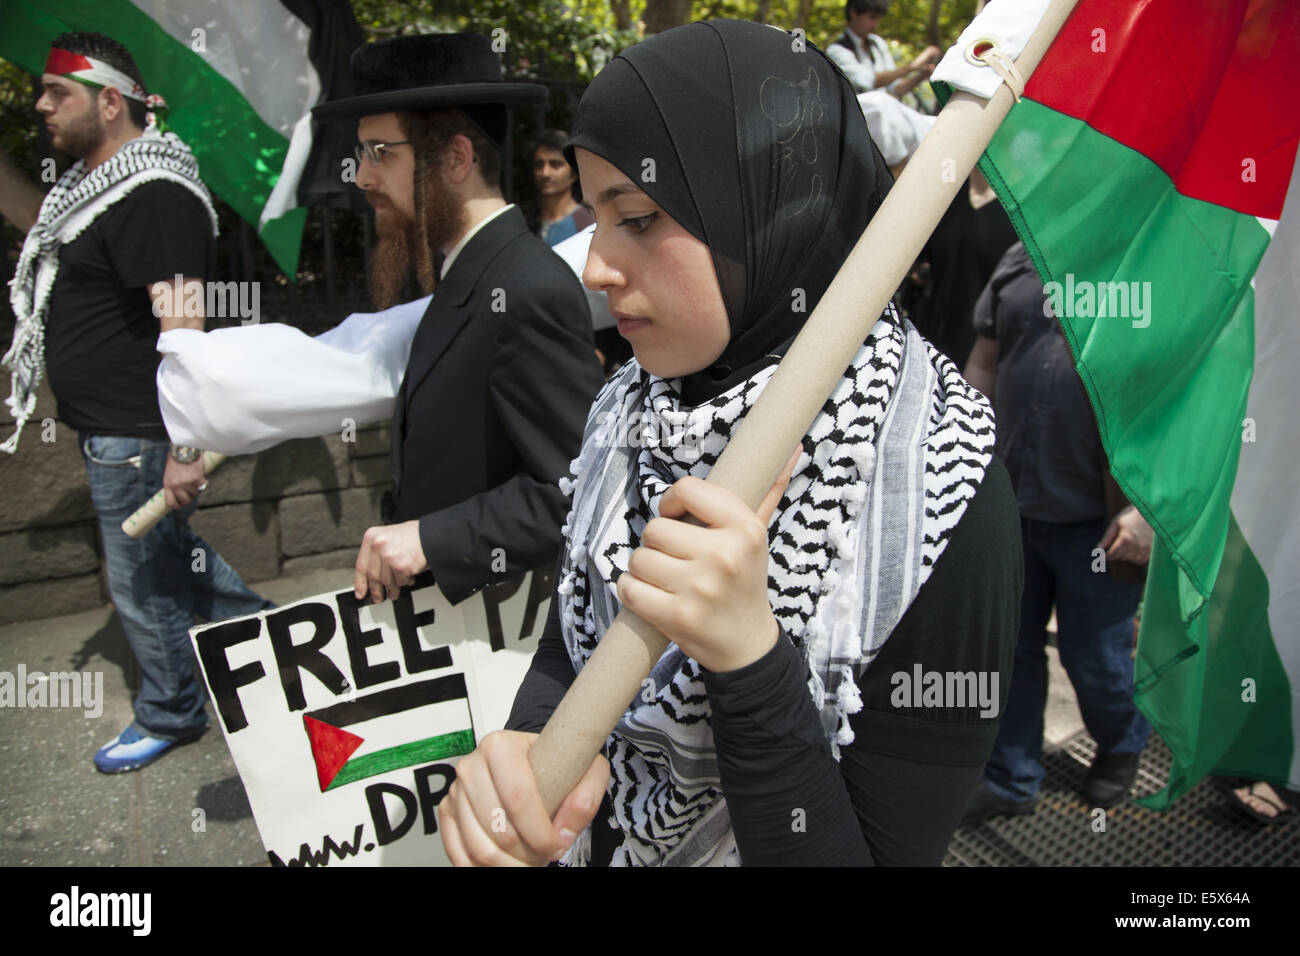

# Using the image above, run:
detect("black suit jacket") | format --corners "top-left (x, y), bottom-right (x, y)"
top-left (391, 206), bottom-right (603, 604)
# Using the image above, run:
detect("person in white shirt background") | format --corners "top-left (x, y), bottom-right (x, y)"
top-left (826, 0), bottom-right (941, 105)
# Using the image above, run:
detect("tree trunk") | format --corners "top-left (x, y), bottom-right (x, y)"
top-left (928, 0), bottom-right (944, 46)
top-left (754, 0), bottom-right (772, 24)
top-left (794, 0), bottom-right (813, 31)
top-left (610, 0), bottom-right (633, 31)
top-left (642, 0), bottom-right (693, 34)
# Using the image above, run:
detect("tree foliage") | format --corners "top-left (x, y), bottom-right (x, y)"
top-left (350, 0), bottom-right (981, 68)
top-left (1, 0), bottom-right (982, 312)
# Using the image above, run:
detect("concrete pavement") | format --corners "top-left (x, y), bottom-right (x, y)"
top-left (0, 566), bottom-right (354, 866)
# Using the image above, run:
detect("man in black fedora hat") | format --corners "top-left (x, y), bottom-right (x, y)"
top-left (313, 32), bottom-right (602, 606)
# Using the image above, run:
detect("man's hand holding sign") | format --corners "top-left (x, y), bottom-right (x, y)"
top-left (355, 520), bottom-right (429, 605)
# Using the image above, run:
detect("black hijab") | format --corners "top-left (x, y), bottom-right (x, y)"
top-left (568, 19), bottom-right (893, 402)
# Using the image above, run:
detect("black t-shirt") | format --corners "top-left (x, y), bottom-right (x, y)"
top-left (907, 180), bottom-right (1018, 369)
top-left (44, 180), bottom-right (213, 438)
top-left (972, 242), bottom-right (1105, 523)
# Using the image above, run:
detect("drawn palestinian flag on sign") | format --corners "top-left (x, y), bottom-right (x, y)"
top-left (302, 674), bottom-right (476, 792)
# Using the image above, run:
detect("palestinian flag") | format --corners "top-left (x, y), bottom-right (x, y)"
top-left (936, 0), bottom-right (1300, 805)
top-left (303, 674), bottom-right (476, 792)
top-left (0, 0), bottom-right (362, 275)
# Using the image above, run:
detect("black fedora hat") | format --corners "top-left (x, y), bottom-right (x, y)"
top-left (313, 33), bottom-right (545, 124)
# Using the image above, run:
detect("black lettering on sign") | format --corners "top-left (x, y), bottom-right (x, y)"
top-left (266, 601), bottom-right (348, 712)
top-left (193, 616), bottom-right (265, 733)
top-left (481, 567), bottom-right (553, 652)
top-left (391, 573), bottom-right (452, 673)
top-left (480, 573), bottom-right (525, 652)
top-left (364, 764), bottom-right (458, 847)
top-left (519, 565), bottom-right (554, 641)
top-left (414, 763), bottom-right (455, 835)
top-left (366, 781), bottom-right (417, 846)
top-left (266, 824), bottom-right (365, 867)
top-left (336, 590), bottom-right (401, 690)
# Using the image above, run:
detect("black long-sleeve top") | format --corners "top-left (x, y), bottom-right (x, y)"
top-left (507, 457), bottom-right (1022, 865)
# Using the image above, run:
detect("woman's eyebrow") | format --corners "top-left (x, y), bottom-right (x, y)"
top-left (584, 182), bottom-right (647, 209)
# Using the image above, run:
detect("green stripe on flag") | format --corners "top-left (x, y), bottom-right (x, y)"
top-left (977, 98), bottom-right (1269, 622)
top-left (324, 730), bottom-right (476, 791)
top-left (0, 0), bottom-right (303, 274)
top-left (1136, 512), bottom-right (1293, 807)
top-left (259, 208), bottom-right (309, 277)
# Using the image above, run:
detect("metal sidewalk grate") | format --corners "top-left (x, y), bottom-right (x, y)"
top-left (944, 731), bottom-right (1300, 866)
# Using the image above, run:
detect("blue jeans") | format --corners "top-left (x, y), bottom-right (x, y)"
top-left (81, 434), bottom-right (274, 740)
top-left (983, 516), bottom-right (1150, 802)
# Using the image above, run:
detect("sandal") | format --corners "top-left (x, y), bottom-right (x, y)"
top-left (1226, 780), bottom-right (1296, 824)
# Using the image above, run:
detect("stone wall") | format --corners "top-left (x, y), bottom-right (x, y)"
top-left (0, 383), bottom-right (390, 625)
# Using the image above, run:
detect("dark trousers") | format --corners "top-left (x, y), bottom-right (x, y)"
top-left (983, 516), bottom-right (1150, 802)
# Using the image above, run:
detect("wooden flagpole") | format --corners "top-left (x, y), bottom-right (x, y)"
top-left (121, 450), bottom-right (227, 538)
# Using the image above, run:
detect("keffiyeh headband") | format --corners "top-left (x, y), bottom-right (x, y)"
top-left (45, 47), bottom-right (169, 124)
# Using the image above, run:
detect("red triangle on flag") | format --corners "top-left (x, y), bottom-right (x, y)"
top-left (303, 715), bottom-right (364, 791)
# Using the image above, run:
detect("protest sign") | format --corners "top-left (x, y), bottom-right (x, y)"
top-left (191, 569), bottom-right (551, 866)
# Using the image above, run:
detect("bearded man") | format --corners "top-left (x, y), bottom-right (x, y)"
top-left (0, 32), bottom-right (273, 772)
top-left (312, 33), bottom-right (603, 607)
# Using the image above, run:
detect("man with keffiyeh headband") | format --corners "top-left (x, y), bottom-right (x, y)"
top-left (0, 32), bottom-right (272, 773)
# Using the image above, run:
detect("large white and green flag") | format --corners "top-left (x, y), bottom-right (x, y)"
top-left (0, 0), bottom-right (359, 274)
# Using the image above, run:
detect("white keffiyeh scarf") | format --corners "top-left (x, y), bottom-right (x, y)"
top-left (3, 126), bottom-right (217, 453)
top-left (554, 307), bottom-right (996, 866)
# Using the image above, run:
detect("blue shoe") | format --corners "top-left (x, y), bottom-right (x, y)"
top-left (93, 724), bottom-right (203, 773)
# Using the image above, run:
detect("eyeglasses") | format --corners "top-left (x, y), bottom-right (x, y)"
top-left (354, 140), bottom-right (411, 166)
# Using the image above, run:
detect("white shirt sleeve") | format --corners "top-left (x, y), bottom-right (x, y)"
top-left (825, 42), bottom-right (876, 94)
top-left (866, 35), bottom-right (902, 96)
top-left (857, 91), bottom-right (937, 166)
top-left (551, 224), bottom-right (614, 330)
top-left (156, 295), bottom-right (429, 456)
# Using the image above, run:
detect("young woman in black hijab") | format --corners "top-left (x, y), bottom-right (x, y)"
top-left (440, 19), bottom-right (1021, 866)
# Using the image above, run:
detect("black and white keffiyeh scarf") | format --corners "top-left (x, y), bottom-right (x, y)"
top-left (3, 126), bottom-right (216, 452)
top-left (554, 306), bottom-right (995, 866)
